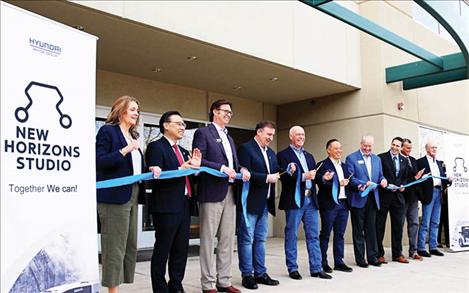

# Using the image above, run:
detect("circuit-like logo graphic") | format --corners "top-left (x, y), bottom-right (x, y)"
top-left (15, 81), bottom-right (72, 129)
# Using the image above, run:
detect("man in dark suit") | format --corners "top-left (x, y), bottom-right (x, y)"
top-left (145, 111), bottom-right (201, 293)
top-left (316, 139), bottom-right (353, 274)
top-left (346, 135), bottom-right (387, 268)
top-left (277, 126), bottom-right (332, 280)
top-left (401, 138), bottom-right (424, 260)
top-left (192, 99), bottom-right (250, 293)
top-left (237, 121), bottom-right (280, 290)
top-left (417, 140), bottom-right (452, 257)
top-left (377, 137), bottom-right (410, 264)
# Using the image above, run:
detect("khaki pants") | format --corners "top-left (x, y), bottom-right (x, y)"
top-left (199, 187), bottom-right (236, 290)
top-left (98, 184), bottom-right (139, 288)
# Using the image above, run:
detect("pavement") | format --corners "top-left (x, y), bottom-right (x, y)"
top-left (104, 237), bottom-right (469, 293)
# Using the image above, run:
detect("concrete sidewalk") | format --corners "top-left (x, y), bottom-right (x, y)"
top-left (109, 238), bottom-right (469, 293)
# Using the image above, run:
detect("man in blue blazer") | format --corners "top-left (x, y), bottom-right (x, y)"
top-left (146, 111), bottom-right (201, 293)
top-left (277, 126), bottom-right (332, 280)
top-left (237, 121), bottom-right (280, 290)
top-left (416, 140), bottom-right (452, 257)
top-left (192, 99), bottom-right (250, 293)
top-left (316, 139), bottom-right (353, 274)
top-left (345, 135), bottom-right (387, 268)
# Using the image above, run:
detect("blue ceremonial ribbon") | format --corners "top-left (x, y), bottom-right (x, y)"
top-left (96, 166), bottom-right (252, 228)
top-left (332, 177), bottom-right (339, 205)
top-left (356, 175), bottom-right (449, 197)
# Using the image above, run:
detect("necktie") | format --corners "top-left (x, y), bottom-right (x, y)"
top-left (172, 144), bottom-right (192, 197)
top-left (407, 157), bottom-right (412, 168)
top-left (393, 156), bottom-right (399, 176)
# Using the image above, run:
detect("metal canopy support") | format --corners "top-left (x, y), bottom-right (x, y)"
top-left (300, 0), bottom-right (443, 68)
top-left (300, 0), bottom-right (468, 90)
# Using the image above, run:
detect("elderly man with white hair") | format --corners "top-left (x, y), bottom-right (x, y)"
top-left (416, 140), bottom-right (452, 257)
top-left (277, 126), bottom-right (332, 280)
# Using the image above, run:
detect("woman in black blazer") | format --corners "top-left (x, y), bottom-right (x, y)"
top-left (96, 95), bottom-right (160, 293)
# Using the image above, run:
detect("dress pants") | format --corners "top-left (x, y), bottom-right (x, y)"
top-left (199, 187), bottom-right (236, 290)
top-left (151, 199), bottom-right (190, 293)
top-left (404, 198), bottom-right (419, 256)
top-left (237, 206), bottom-right (269, 277)
top-left (284, 196), bottom-right (322, 274)
top-left (418, 188), bottom-right (442, 251)
top-left (350, 195), bottom-right (379, 264)
top-left (319, 200), bottom-right (349, 266)
top-left (376, 193), bottom-right (405, 259)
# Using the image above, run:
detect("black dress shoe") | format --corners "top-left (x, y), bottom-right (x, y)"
top-left (418, 250), bottom-right (432, 257)
top-left (357, 262), bottom-right (369, 268)
top-left (322, 264), bottom-right (333, 273)
top-left (289, 271), bottom-right (302, 280)
top-left (311, 271), bottom-right (332, 279)
top-left (368, 261), bottom-right (382, 267)
top-left (430, 249), bottom-right (444, 256)
top-left (334, 263), bottom-right (353, 272)
top-left (242, 275), bottom-right (258, 290)
top-left (254, 273), bottom-right (279, 286)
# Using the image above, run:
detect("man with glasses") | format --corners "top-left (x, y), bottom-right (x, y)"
top-left (193, 99), bottom-right (250, 293)
top-left (146, 111), bottom-right (201, 293)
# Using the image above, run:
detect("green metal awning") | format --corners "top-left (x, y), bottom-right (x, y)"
top-left (300, 0), bottom-right (468, 90)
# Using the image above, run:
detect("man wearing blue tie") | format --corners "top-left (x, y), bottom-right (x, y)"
top-left (345, 135), bottom-right (387, 268)
top-left (316, 139), bottom-right (353, 273)
top-left (277, 126), bottom-right (332, 280)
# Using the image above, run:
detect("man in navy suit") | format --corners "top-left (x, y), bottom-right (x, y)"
top-left (316, 139), bottom-right (353, 274)
top-left (417, 140), bottom-right (452, 257)
top-left (192, 99), bottom-right (250, 293)
top-left (377, 137), bottom-right (411, 264)
top-left (237, 121), bottom-right (280, 290)
top-left (146, 111), bottom-right (201, 293)
top-left (277, 126), bottom-right (332, 280)
top-left (400, 138), bottom-right (424, 260)
top-left (345, 135), bottom-right (387, 268)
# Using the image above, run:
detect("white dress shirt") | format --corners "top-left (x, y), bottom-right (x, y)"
top-left (255, 138), bottom-right (271, 198)
top-left (426, 155), bottom-right (442, 187)
top-left (332, 158), bottom-right (346, 199)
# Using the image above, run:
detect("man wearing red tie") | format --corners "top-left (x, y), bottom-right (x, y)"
top-left (146, 111), bottom-right (201, 293)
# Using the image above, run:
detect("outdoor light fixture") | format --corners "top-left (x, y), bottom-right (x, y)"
top-left (151, 67), bottom-right (162, 73)
top-left (187, 56), bottom-right (198, 60)
top-left (233, 86), bottom-right (242, 91)
top-left (397, 101), bottom-right (405, 111)
top-left (269, 77), bottom-right (279, 81)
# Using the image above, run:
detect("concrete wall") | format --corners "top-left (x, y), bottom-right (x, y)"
top-left (74, 0), bottom-right (361, 88)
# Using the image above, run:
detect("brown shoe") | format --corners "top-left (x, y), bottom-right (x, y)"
top-left (410, 253), bottom-right (423, 261)
top-left (216, 286), bottom-right (241, 293)
top-left (393, 256), bottom-right (409, 263)
top-left (377, 256), bottom-right (388, 264)
top-left (202, 290), bottom-right (217, 293)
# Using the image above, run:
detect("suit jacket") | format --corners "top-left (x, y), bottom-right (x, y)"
top-left (345, 150), bottom-right (385, 209)
top-left (316, 157), bottom-right (351, 211)
top-left (192, 123), bottom-right (240, 203)
top-left (96, 124), bottom-right (145, 204)
top-left (277, 146), bottom-right (318, 210)
top-left (402, 155), bottom-right (422, 203)
top-left (417, 156), bottom-right (451, 205)
top-left (145, 137), bottom-right (196, 214)
top-left (378, 151), bottom-right (410, 206)
top-left (238, 139), bottom-right (279, 216)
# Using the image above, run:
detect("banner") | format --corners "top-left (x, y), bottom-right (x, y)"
top-left (444, 134), bottom-right (469, 252)
top-left (1, 2), bottom-right (99, 292)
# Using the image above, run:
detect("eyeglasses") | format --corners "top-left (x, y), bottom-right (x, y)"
top-left (167, 121), bottom-right (187, 128)
top-left (217, 108), bottom-right (233, 116)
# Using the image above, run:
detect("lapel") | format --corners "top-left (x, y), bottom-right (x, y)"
top-left (327, 157), bottom-right (339, 183)
top-left (358, 151), bottom-right (370, 180)
top-left (251, 139), bottom-right (268, 173)
top-left (386, 152), bottom-right (396, 179)
top-left (287, 147), bottom-right (304, 172)
top-left (267, 147), bottom-right (275, 173)
top-left (208, 123), bottom-right (228, 161)
top-left (305, 151), bottom-right (314, 170)
top-left (115, 125), bottom-right (133, 170)
top-left (161, 137), bottom-right (180, 167)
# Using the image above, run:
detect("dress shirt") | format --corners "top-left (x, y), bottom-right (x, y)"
top-left (290, 145), bottom-right (312, 190)
top-left (164, 136), bottom-right (188, 195)
top-left (254, 138), bottom-right (271, 198)
top-left (426, 155), bottom-right (442, 187)
top-left (360, 150), bottom-right (372, 179)
top-left (121, 129), bottom-right (142, 175)
top-left (391, 151), bottom-right (400, 176)
top-left (331, 158), bottom-right (346, 199)
top-left (213, 122), bottom-right (234, 182)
